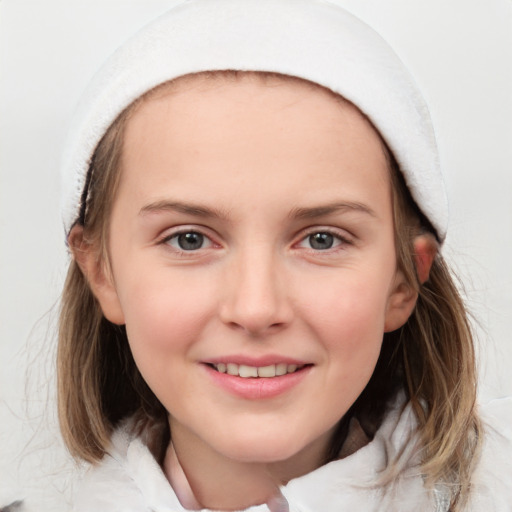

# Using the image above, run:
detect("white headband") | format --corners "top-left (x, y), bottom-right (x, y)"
top-left (61, 0), bottom-right (447, 240)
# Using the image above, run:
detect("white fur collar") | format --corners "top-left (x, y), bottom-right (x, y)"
top-left (73, 396), bottom-right (512, 511)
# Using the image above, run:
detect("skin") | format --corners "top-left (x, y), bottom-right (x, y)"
top-left (72, 74), bottom-right (435, 510)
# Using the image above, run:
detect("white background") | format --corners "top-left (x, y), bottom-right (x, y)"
top-left (1, 0), bottom-right (511, 510)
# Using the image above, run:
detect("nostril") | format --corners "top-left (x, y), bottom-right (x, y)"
top-left (222, 319), bottom-right (287, 337)
top-left (218, 262), bottom-right (294, 333)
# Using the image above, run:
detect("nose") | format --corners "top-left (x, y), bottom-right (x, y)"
top-left (219, 247), bottom-right (293, 336)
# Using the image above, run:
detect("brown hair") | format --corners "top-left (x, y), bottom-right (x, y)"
top-left (58, 72), bottom-right (481, 510)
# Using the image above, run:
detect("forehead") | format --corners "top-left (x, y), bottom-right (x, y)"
top-left (145, 71), bottom-right (346, 105)
top-left (119, 72), bottom-right (391, 215)
top-left (130, 72), bottom-right (383, 152)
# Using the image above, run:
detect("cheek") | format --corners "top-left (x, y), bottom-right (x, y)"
top-left (302, 272), bottom-right (389, 336)
top-left (296, 269), bottom-right (390, 379)
top-left (116, 270), bottom-right (218, 373)
top-left (117, 274), bottom-right (221, 412)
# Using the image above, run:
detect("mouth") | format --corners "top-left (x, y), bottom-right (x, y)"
top-left (203, 359), bottom-right (313, 399)
top-left (206, 362), bottom-right (310, 378)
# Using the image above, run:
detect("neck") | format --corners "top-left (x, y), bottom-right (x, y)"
top-left (164, 418), bottom-right (332, 511)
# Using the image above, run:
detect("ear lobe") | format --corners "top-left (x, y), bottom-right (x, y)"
top-left (68, 225), bottom-right (125, 325)
top-left (384, 273), bottom-right (418, 333)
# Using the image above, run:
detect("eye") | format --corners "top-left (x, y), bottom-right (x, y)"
top-left (297, 230), bottom-right (350, 251)
top-left (165, 231), bottom-right (213, 251)
top-left (307, 232), bottom-right (335, 250)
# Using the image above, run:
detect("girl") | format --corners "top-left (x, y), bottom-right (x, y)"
top-left (57, 1), bottom-right (511, 510)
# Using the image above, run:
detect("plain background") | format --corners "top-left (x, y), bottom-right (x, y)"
top-left (1, 0), bottom-right (511, 510)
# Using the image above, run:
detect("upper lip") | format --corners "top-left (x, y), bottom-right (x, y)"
top-left (203, 355), bottom-right (311, 367)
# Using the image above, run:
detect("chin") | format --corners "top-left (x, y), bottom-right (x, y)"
top-left (212, 428), bottom-right (321, 465)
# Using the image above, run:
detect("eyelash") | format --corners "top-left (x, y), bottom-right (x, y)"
top-left (157, 227), bottom-right (353, 255)
top-left (159, 228), bottom-right (217, 255)
top-left (295, 228), bottom-right (353, 253)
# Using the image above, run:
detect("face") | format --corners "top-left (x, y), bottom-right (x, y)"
top-left (88, 75), bottom-right (416, 468)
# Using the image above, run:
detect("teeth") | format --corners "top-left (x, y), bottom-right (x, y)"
top-left (258, 365), bottom-right (276, 378)
top-left (275, 363), bottom-right (288, 376)
top-left (239, 365), bottom-right (258, 378)
top-left (213, 363), bottom-right (303, 378)
top-left (227, 363), bottom-right (238, 376)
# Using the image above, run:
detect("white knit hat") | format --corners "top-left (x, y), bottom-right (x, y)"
top-left (61, 0), bottom-right (448, 240)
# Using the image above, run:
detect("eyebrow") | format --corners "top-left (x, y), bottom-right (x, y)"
top-left (289, 201), bottom-right (377, 220)
top-left (139, 200), bottom-right (230, 220)
top-left (139, 199), bottom-right (376, 222)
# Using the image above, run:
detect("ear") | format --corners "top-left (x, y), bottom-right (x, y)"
top-left (384, 234), bottom-right (438, 332)
top-left (68, 225), bottom-right (125, 325)
top-left (384, 271), bottom-right (418, 333)
top-left (413, 233), bottom-right (438, 284)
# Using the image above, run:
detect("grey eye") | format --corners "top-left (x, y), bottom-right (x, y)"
top-left (308, 232), bottom-right (334, 250)
top-left (173, 232), bottom-right (206, 251)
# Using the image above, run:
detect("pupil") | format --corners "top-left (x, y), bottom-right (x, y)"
top-left (309, 232), bottom-right (334, 250)
top-left (178, 232), bottom-right (204, 250)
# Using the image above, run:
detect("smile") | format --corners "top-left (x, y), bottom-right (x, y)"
top-left (210, 363), bottom-right (306, 378)
top-left (205, 361), bottom-right (312, 400)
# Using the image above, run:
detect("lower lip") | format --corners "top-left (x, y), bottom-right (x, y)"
top-left (203, 364), bottom-right (312, 400)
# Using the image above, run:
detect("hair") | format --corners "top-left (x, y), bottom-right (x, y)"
top-left (58, 71), bottom-right (481, 510)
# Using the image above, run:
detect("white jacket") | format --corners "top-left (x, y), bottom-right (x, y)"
top-left (73, 397), bottom-right (512, 512)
